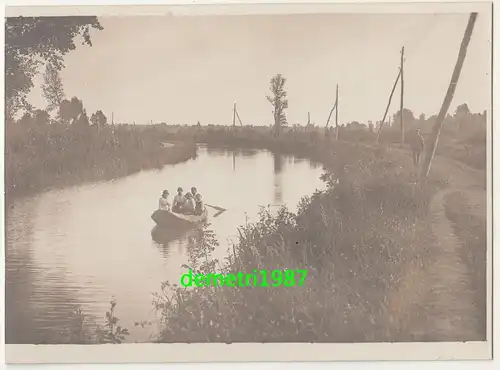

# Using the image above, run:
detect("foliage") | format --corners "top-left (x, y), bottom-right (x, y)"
top-left (266, 74), bottom-right (288, 137)
top-left (5, 121), bottom-right (197, 198)
top-left (455, 103), bottom-right (471, 117)
top-left (62, 301), bottom-right (130, 344)
top-left (33, 109), bottom-right (50, 125)
top-left (5, 16), bottom-right (103, 117)
top-left (59, 96), bottom-right (84, 124)
top-left (42, 63), bottom-right (66, 112)
top-left (75, 110), bottom-right (90, 127)
top-left (96, 299), bottom-right (130, 344)
top-left (392, 108), bottom-right (415, 125)
top-left (90, 110), bottom-right (108, 126)
top-left (18, 112), bottom-right (33, 126)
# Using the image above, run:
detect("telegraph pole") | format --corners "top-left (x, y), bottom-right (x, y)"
top-left (422, 13), bottom-right (477, 178)
top-left (335, 84), bottom-right (339, 140)
top-left (400, 46), bottom-right (405, 148)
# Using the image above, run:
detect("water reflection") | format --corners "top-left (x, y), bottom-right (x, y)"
top-left (273, 153), bottom-right (284, 204)
top-left (5, 146), bottom-right (325, 343)
top-left (204, 146), bottom-right (258, 159)
top-left (151, 225), bottom-right (203, 260)
top-left (5, 197), bottom-right (99, 344)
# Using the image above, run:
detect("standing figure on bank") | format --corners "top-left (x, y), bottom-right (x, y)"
top-left (410, 129), bottom-right (425, 167)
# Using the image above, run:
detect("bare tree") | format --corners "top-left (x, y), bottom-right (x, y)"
top-left (42, 63), bottom-right (66, 113)
top-left (267, 74), bottom-right (288, 138)
top-left (421, 13), bottom-right (478, 178)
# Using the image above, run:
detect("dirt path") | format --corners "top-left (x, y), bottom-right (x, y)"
top-left (387, 146), bottom-right (487, 341)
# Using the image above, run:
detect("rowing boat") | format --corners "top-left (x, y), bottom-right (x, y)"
top-left (151, 208), bottom-right (208, 228)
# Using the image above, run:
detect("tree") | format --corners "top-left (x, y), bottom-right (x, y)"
top-left (266, 74), bottom-right (288, 138)
top-left (5, 16), bottom-right (103, 118)
top-left (90, 110), bottom-right (107, 126)
top-left (455, 103), bottom-right (471, 117)
top-left (33, 109), bottom-right (50, 125)
top-left (393, 108), bottom-right (415, 126)
top-left (74, 109), bottom-right (90, 127)
top-left (59, 99), bottom-right (73, 124)
top-left (70, 97), bottom-right (84, 123)
top-left (42, 63), bottom-right (66, 113)
top-left (18, 112), bottom-right (34, 126)
top-left (59, 96), bottom-right (84, 124)
top-left (419, 113), bottom-right (426, 121)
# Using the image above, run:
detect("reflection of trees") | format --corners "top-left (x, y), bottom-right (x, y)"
top-left (273, 153), bottom-right (284, 204)
top-left (308, 160), bottom-right (322, 170)
top-left (240, 149), bottom-right (258, 157)
top-left (5, 200), bottom-right (38, 343)
top-left (6, 199), bottom-right (96, 344)
top-left (205, 147), bottom-right (229, 157)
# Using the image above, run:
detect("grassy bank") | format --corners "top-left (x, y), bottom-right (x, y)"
top-left (5, 123), bottom-right (197, 199)
top-left (152, 142), bottom-right (447, 342)
top-left (162, 121), bottom-right (486, 171)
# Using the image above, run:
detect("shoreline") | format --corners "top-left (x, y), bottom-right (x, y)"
top-left (5, 125), bottom-right (199, 202)
top-left (4, 131), bottom-right (487, 344)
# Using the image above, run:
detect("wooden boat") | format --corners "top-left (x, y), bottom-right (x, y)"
top-left (151, 208), bottom-right (208, 229)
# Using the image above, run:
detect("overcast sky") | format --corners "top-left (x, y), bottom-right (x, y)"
top-left (28, 12), bottom-right (491, 126)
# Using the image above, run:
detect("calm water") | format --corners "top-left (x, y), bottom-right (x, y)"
top-left (5, 146), bottom-right (325, 343)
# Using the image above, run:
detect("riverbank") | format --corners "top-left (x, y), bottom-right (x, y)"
top-left (7, 122), bottom-right (486, 343)
top-left (167, 124), bottom-right (486, 172)
top-left (5, 123), bottom-right (198, 200)
top-left (151, 138), bottom-right (487, 343)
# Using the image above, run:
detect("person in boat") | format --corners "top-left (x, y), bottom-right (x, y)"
top-left (191, 187), bottom-right (197, 197)
top-left (172, 187), bottom-right (186, 213)
top-left (158, 190), bottom-right (170, 211)
top-left (182, 192), bottom-right (196, 215)
top-left (194, 193), bottom-right (204, 215)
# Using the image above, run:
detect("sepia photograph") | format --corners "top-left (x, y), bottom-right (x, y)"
top-left (3, 1), bottom-right (493, 364)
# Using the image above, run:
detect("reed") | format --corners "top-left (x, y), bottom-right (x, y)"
top-left (5, 123), bottom-right (197, 199)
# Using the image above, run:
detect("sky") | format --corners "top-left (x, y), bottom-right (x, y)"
top-left (28, 12), bottom-right (492, 126)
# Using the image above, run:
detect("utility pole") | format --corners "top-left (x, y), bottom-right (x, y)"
top-left (235, 106), bottom-right (243, 126)
top-left (376, 68), bottom-right (401, 142)
top-left (422, 13), bottom-right (477, 178)
top-left (232, 102), bottom-right (236, 129)
top-left (335, 84), bottom-right (339, 140)
top-left (308, 112), bottom-right (311, 125)
top-left (400, 46), bottom-right (405, 148)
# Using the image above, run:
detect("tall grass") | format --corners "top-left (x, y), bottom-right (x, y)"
top-left (153, 143), bottom-right (442, 342)
top-left (55, 300), bottom-right (130, 344)
top-left (5, 122), bottom-right (197, 198)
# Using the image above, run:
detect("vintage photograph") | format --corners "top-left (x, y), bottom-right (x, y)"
top-left (4, 1), bottom-right (492, 363)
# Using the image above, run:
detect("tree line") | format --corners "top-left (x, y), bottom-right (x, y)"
top-left (16, 63), bottom-right (108, 128)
